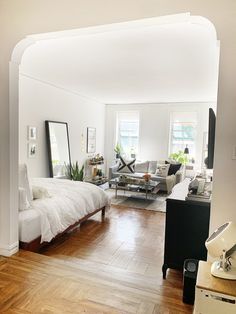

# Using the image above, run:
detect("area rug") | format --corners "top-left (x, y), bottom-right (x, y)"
top-left (105, 189), bottom-right (167, 212)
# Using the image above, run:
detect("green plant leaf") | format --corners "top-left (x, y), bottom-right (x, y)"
top-left (65, 161), bottom-right (84, 181)
top-left (169, 150), bottom-right (188, 164)
top-left (114, 143), bottom-right (122, 154)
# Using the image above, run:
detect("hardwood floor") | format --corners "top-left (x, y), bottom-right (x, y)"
top-left (0, 206), bottom-right (193, 313)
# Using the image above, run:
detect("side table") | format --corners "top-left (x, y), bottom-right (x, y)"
top-left (194, 261), bottom-right (236, 314)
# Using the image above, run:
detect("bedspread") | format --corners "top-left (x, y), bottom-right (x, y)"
top-left (30, 178), bottom-right (109, 242)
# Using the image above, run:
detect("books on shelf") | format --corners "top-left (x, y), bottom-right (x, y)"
top-left (89, 161), bottom-right (104, 165)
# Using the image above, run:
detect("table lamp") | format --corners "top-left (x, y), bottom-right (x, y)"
top-left (184, 145), bottom-right (189, 155)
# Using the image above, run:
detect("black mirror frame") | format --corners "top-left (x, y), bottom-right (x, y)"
top-left (45, 120), bottom-right (72, 178)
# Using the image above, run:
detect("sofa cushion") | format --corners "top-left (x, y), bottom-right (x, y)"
top-left (157, 160), bottom-right (165, 165)
top-left (165, 161), bottom-right (182, 175)
top-left (151, 174), bottom-right (166, 182)
top-left (148, 161), bottom-right (157, 174)
top-left (118, 157), bottom-right (135, 173)
top-left (135, 161), bottom-right (149, 173)
top-left (156, 164), bottom-right (170, 177)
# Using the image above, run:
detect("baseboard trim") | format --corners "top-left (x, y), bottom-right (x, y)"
top-left (0, 242), bottom-right (19, 256)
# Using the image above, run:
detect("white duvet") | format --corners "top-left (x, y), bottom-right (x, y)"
top-left (30, 178), bottom-right (110, 243)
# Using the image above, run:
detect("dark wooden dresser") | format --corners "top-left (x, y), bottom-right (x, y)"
top-left (162, 179), bottom-right (211, 279)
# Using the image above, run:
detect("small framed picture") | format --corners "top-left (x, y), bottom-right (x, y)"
top-left (87, 127), bottom-right (96, 153)
top-left (28, 143), bottom-right (37, 158)
top-left (28, 126), bottom-right (37, 140)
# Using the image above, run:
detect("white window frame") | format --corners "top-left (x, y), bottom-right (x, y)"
top-left (169, 111), bottom-right (197, 159)
top-left (115, 111), bottom-right (140, 158)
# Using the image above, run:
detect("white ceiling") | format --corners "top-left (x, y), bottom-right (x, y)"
top-left (20, 18), bottom-right (219, 104)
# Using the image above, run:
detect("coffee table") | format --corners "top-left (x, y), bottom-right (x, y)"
top-left (109, 177), bottom-right (160, 200)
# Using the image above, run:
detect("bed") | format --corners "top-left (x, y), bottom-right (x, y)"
top-left (18, 172), bottom-right (110, 252)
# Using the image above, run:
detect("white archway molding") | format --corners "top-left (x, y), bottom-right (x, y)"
top-left (4, 13), bottom-right (218, 256)
top-left (22, 13), bottom-right (192, 42)
top-left (11, 12), bottom-right (218, 62)
top-left (0, 37), bottom-right (38, 256)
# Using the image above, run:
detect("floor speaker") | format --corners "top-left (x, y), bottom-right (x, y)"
top-left (183, 259), bottom-right (199, 305)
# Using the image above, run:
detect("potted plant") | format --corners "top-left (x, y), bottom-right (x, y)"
top-left (66, 162), bottom-right (84, 181)
top-left (169, 150), bottom-right (188, 164)
top-left (114, 143), bottom-right (121, 159)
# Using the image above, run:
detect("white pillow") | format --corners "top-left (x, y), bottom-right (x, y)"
top-left (32, 186), bottom-right (51, 199)
top-left (18, 187), bottom-right (30, 211)
top-left (135, 161), bottom-right (149, 173)
top-left (156, 164), bottom-right (170, 177)
top-left (19, 164), bottom-right (33, 202)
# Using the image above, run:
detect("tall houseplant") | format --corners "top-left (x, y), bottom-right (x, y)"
top-left (169, 150), bottom-right (188, 164)
top-left (66, 162), bottom-right (84, 181)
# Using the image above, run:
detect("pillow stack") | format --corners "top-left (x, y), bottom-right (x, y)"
top-left (18, 187), bottom-right (30, 211)
top-left (18, 164), bottom-right (33, 211)
top-left (18, 164), bottom-right (51, 211)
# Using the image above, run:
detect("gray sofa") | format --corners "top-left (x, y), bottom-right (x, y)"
top-left (108, 160), bottom-right (184, 193)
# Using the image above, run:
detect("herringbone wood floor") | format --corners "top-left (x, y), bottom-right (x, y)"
top-left (0, 206), bottom-right (193, 313)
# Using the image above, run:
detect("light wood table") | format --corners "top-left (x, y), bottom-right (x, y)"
top-left (194, 261), bottom-right (236, 313)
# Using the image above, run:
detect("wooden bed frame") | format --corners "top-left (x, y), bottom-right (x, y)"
top-left (19, 206), bottom-right (106, 252)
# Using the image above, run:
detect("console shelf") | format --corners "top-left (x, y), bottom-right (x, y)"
top-left (162, 179), bottom-right (211, 279)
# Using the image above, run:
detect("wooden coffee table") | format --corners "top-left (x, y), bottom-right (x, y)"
top-left (109, 177), bottom-right (160, 200)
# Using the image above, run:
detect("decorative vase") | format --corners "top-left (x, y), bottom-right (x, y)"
top-left (143, 173), bottom-right (151, 182)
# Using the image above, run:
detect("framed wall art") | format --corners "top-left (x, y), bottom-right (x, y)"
top-left (87, 127), bottom-right (96, 153)
top-left (28, 126), bottom-right (37, 140)
top-left (28, 143), bottom-right (37, 158)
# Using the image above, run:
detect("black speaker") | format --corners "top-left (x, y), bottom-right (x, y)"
top-left (183, 259), bottom-right (199, 305)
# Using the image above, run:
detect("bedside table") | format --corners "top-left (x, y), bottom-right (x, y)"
top-left (194, 261), bottom-right (236, 314)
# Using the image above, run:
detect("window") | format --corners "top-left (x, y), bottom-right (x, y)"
top-left (116, 111), bottom-right (139, 158)
top-left (169, 112), bottom-right (197, 160)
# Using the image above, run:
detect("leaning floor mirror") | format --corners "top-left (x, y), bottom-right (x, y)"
top-left (45, 120), bottom-right (71, 178)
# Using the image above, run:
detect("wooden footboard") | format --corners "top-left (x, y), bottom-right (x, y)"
top-left (19, 206), bottom-right (106, 253)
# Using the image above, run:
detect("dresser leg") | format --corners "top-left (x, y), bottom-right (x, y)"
top-left (162, 264), bottom-right (168, 279)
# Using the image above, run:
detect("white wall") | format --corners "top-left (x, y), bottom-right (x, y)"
top-left (105, 103), bottom-right (215, 170)
top-left (19, 75), bottom-right (105, 178)
top-left (1, 0), bottom-right (236, 255)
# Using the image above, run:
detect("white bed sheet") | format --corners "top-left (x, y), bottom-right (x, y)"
top-left (19, 209), bottom-right (41, 242)
top-left (20, 178), bottom-right (110, 243)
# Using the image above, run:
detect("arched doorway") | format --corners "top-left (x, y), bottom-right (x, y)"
top-left (6, 13), bottom-right (219, 256)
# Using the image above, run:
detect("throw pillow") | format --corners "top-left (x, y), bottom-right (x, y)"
top-left (165, 161), bottom-right (182, 175)
top-left (32, 186), bottom-right (51, 199)
top-left (19, 164), bottom-right (33, 202)
top-left (118, 157), bottom-right (135, 173)
top-left (156, 164), bottom-right (170, 177)
top-left (135, 161), bottom-right (149, 173)
top-left (18, 187), bottom-right (30, 211)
